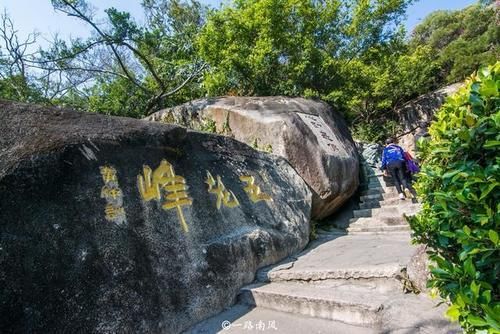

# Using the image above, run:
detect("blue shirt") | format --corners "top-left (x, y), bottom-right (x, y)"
top-left (381, 144), bottom-right (405, 170)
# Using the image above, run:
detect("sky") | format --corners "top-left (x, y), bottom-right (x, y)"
top-left (1, 0), bottom-right (478, 49)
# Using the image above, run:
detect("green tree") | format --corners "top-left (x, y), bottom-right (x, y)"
top-left (30, 0), bottom-right (209, 116)
top-left (197, 0), bottom-right (413, 100)
top-left (409, 3), bottom-right (499, 84)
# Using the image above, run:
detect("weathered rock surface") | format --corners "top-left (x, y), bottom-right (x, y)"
top-left (145, 97), bottom-right (359, 220)
top-left (407, 244), bottom-right (431, 293)
top-left (396, 83), bottom-right (462, 155)
top-left (356, 142), bottom-right (382, 168)
top-left (0, 100), bottom-right (312, 334)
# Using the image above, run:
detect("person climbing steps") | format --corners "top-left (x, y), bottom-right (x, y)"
top-left (380, 137), bottom-right (418, 200)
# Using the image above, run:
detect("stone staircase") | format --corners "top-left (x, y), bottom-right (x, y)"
top-left (187, 162), bottom-right (460, 333)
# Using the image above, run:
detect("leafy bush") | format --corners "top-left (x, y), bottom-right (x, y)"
top-left (408, 62), bottom-right (499, 333)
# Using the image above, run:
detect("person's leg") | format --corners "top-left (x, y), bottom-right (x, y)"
top-left (395, 161), bottom-right (417, 197)
top-left (387, 162), bottom-right (403, 194)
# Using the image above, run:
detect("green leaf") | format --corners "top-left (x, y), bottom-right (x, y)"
top-left (442, 170), bottom-right (460, 179)
top-left (479, 79), bottom-right (498, 97)
top-left (484, 313), bottom-right (500, 331)
top-left (445, 305), bottom-right (460, 321)
top-left (431, 267), bottom-right (452, 277)
top-left (488, 230), bottom-right (499, 245)
top-left (467, 315), bottom-right (488, 326)
top-left (470, 281), bottom-right (480, 299)
top-left (483, 140), bottom-right (500, 148)
top-left (481, 290), bottom-right (491, 304)
top-left (440, 231), bottom-right (455, 238)
top-left (478, 67), bottom-right (491, 79)
top-left (457, 130), bottom-right (470, 141)
top-left (469, 93), bottom-right (483, 106)
top-left (479, 183), bottom-right (498, 200)
top-left (464, 258), bottom-right (476, 276)
top-left (463, 225), bottom-right (471, 236)
top-left (455, 294), bottom-right (466, 308)
top-left (465, 115), bottom-right (476, 127)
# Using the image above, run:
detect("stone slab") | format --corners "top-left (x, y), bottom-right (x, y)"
top-left (186, 304), bottom-right (376, 334)
top-left (239, 281), bottom-right (389, 325)
top-left (352, 204), bottom-right (421, 218)
top-left (263, 234), bottom-right (415, 281)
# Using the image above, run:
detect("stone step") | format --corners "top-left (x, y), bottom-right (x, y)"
top-left (359, 197), bottom-right (418, 209)
top-left (346, 230), bottom-right (410, 236)
top-left (259, 234), bottom-right (414, 283)
top-left (365, 173), bottom-right (393, 181)
top-left (360, 187), bottom-right (398, 197)
top-left (348, 218), bottom-right (409, 228)
top-left (366, 176), bottom-right (394, 185)
top-left (349, 215), bottom-right (409, 226)
top-left (365, 171), bottom-right (384, 178)
top-left (352, 204), bottom-right (421, 218)
top-left (365, 180), bottom-right (395, 189)
top-left (361, 165), bottom-right (388, 175)
top-left (233, 283), bottom-right (459, 334)
top-left (347, 225), bottom-right (411, 234)
top-left (239, 281), bottom-right (389, 326)
top-left (360, 192), bottom-right (402, 202)
top-left (187, 304), bottom-right (377, 334)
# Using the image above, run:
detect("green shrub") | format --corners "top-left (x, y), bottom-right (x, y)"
top-left (408, 62), bottom-right (499, 333)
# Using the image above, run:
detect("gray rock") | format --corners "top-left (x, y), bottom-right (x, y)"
top-left (0, 100), bottom-right (312, 334)
top-left (407, 245), bottom-right (431, 293)
top-left (357, 142), bottom-right (382, 168)
top-left (146, 96), bottom-right (359, 220)
top-left (396, 83), bottom-right (462, 133)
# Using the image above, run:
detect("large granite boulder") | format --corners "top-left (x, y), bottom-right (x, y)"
top-left (396, 83), bottom-right (462, 155)
top-left (146, 97), bottom-right (359, 219)
top-left (0, 100), bottom-right (311, 333)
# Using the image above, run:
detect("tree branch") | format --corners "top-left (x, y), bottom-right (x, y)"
top-left (54, 0), bottom-right (151, 94)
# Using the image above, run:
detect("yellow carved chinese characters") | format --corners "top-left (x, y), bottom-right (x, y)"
top-left (101, 186), bottom-right (122, 199)
top-left (100, 166), bottom-right (118, 183)
top-left (239, 175), bottom-right (272, 203)
top-left (104, 204), bottom-right (125, 221)
top-left (206, 171), bottom-right (240, 209)
top-left (99, 165), bottom-right (126, 224)
top-left (137, 159), bottom-right (192, 233)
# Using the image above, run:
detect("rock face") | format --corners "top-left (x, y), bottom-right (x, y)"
top-left (407, 245), bottom-right (431, 293)
top-left (146, 97), bottom-right (359, 219)
top-left (356, 142), bottom-right (382, 168)
top-left (396, 83), bottom-right (462, 155)
top-left (0, 100), bottom-right (312, 333)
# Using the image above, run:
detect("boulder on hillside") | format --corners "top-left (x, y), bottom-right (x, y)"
top-left (396, 83), bottom-right (462, 155)
top-left (0, 100), bottom-right (311, 333)
top-left (145, 97), bottom-right (359, 220)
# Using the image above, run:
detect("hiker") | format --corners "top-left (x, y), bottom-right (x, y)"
top-left (381, 138), bottom-right (417, 200)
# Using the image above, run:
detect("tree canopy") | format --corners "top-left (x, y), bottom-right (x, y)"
top-left (0, 0), bottom-right (498, 134)
top-left (409, 2), bottom-right (498, 84)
